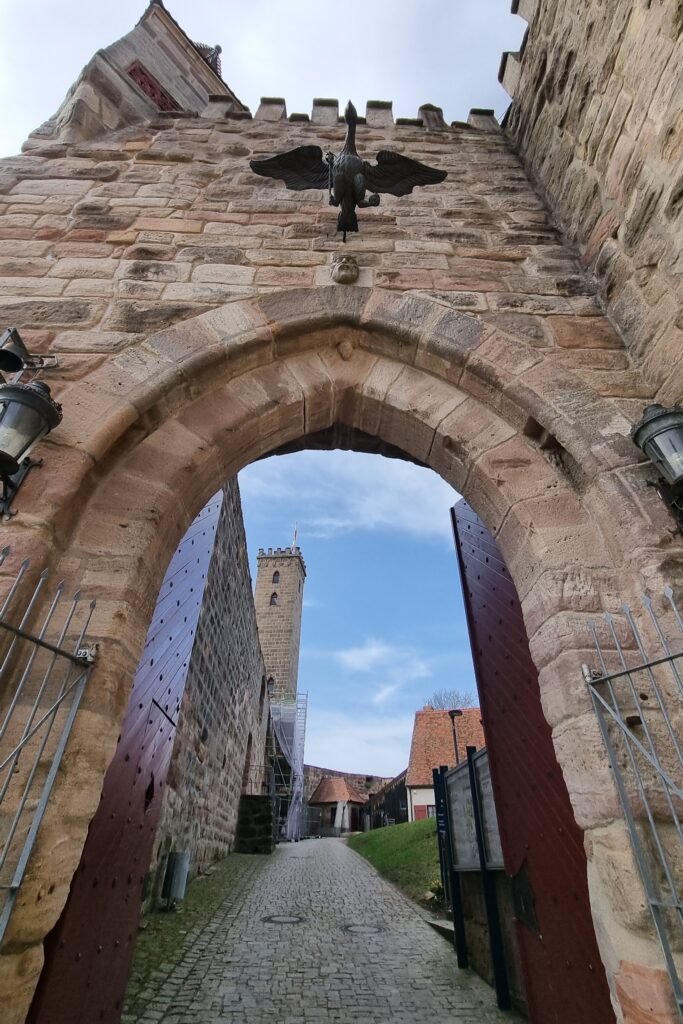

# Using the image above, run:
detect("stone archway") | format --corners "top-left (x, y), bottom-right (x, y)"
top-left (0, 287), bottom-right (673, 1020)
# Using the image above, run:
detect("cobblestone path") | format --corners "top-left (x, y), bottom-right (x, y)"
top-left (124, 838), bottom-right (521, 1023)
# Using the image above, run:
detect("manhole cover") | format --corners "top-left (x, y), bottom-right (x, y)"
top-left (262, 914), bottom-right (305, 925)
top-left (343, 923), bottom-right (384, 935)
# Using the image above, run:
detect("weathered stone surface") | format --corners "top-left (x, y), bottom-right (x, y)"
top-left (101, 299), bottom-right (211, 332)
top-left (505, 0), bottom-right (683, 396)
top-left (614, 960), bottom-right (680, 1024)
top-left (0, 297), bottom-right (103, 326)
top-left (549, 316), bottom-right (623, 349)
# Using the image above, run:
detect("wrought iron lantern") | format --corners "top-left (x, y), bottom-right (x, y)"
top-left (631, 403), bottom-right (683, 530)
top-left (0, 380), bottom-right (62, 518)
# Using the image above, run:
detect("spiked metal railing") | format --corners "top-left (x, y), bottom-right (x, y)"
top-left (584, 587), bottom-right (683, 1020)
top-left (0, 551), bottom-right (96, 942)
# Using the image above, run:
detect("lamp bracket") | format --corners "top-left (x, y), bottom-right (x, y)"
top-left (650, 479), bottom-right (683, 533)
top-left (0, 458), bottom-right (42, 520)
top-left (24, 354), bottom-right (58, 372)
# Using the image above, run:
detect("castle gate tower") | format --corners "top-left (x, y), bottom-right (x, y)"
top-left (254, 547), bottom-right (306, 700)
top-left (0, 0), bottom-right (681, 1021)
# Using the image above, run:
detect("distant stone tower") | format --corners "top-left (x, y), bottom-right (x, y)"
top-left (254, 546), bottom-right (306, 699)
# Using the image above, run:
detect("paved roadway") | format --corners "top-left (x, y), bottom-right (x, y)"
top-left (124, 838), bottom-right (521, 1023)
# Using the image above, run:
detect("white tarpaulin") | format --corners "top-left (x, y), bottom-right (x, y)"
top-left (270, 695), bottom-right (307, 841)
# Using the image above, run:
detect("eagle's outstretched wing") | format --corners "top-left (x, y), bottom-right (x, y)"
top-left (363, 151), bottom-right (447, 196)
top-left (250, 146), bottom-right (329, 191)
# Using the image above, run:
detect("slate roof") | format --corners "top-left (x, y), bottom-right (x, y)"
top-left (405, 708), bottom-right (485, 787)
top-left (309, 777), bottom-right (369, 805)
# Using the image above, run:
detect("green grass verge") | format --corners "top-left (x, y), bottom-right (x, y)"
top-left (347, 819), bottom-right (441, 904)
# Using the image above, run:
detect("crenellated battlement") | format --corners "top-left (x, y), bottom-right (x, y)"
top-left (257, 547), bottom-right (304, 558)
top-left (205, 94), bottom-right (499, 132)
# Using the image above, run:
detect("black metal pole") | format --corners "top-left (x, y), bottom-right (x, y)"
top-left (432, 766), bottom-right (450, 902)
top-left (466, 745), bottom-right (511, 1010)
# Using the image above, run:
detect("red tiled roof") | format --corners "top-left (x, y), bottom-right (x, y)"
top-left (405, 708), bottom-right (485, 787)
top-left (308, 777), bottom-right (368, 805)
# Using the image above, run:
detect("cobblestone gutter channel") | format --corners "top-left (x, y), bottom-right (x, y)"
top-left (123, 855), bottom-right (269, 1022)
top-left (123, 839), bottom-right (521, 1024)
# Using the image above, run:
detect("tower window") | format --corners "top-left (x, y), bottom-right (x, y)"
top-left (272, 571), bottom-right (280, 584)
top-left (270, 592), bottom-right (279, 606)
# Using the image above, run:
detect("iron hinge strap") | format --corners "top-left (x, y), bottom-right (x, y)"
top-left (152, 698), bottom-right (177, 728)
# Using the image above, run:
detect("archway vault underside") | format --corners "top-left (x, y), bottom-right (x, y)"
top-left (0, 286), bottom-right (677, 1021)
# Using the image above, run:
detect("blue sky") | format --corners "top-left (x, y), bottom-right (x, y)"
top-left (239, 452), bottom-right (477, 777)
top-left (0, 0), bottom-right (524, 157)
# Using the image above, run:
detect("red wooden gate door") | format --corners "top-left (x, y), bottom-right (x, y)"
top-left (452, 499), bottom-right (615, 1024)
top-left (27, 496), bottom-right (222, 1023)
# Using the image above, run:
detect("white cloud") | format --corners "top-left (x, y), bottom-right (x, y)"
top-left (304, 708), bottom-right (414, 777)
top-left (240, 450), bottom-right (458, 543)
top-left (371, 683), bottom-right (403, 707)
top-left (335, 639), bottom-right (395, 672)
top-left (331, 636), bottom-right (432, 707)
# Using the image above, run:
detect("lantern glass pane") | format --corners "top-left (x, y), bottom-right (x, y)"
top-left (645, 427), bottom-right (683, 487)
top-left (0, 398), bottom-right (48, 474)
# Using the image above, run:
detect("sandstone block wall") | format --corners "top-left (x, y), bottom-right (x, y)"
top-left (254, 548), bottom-right (306, 699)
top-left (150, 478), bottom-right (268, 895)
top-left (0, 100), bottom-right (644, 417)
top-left (502, 0), bottom-right (683, 399)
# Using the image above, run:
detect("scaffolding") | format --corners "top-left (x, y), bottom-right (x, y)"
top-left (269, 693), bottom-right (307, 841)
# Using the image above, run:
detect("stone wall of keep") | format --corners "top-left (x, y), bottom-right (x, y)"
top-left (149, 478), bottom-right (268, 898)
top-left (0, 100), bottom-right (640, 415)
top-left (253, 548), bottom-right (305, 699)
top-left (502, 0), bottom-right (683, 399)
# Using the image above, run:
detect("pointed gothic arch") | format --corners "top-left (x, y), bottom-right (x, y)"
top-left (2, 287), bottom-right (667, 1019)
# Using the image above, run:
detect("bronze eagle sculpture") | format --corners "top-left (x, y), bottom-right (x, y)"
top-left (250, 101), bottom-right (447, 241)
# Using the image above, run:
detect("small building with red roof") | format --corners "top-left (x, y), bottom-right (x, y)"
top-left (308, 776), bottom-right (368, 834)
top-left (405, 707), bottom-right (485, 821)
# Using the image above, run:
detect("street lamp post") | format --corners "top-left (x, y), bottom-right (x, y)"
top-left (448, 708), bottom-right (463, 765)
